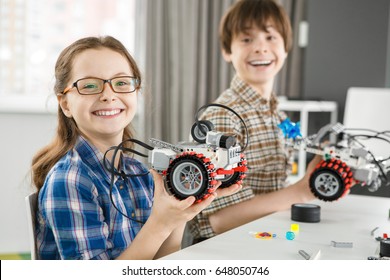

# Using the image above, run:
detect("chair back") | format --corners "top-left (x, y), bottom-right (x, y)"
top-left (25, 192), bottom-right (38, 260)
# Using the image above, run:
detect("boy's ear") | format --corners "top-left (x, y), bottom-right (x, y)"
top-left (221, 49), bottom-right (232, 63)
top-left (57, 95), bottom-right (72, 118)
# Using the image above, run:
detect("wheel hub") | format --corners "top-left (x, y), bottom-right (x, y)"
top-left (315, 173), bottom-right (339, 196)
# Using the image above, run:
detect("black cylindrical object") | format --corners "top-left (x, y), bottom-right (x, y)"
top-left (291, 203), bottom-right (321, 223)
top-left (380, 239), bottom-right (390, 257)
top-left (219, 135), bottom-right (236, 149)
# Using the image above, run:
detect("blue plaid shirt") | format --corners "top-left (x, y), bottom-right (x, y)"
top-left (36, 136), bottom-right (154, 260)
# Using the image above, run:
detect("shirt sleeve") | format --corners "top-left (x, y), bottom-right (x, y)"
top-left (40, 164), bottom-right (111, 260)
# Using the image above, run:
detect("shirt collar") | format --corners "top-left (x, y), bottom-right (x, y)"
top-left (230, 74), bottom-right (279, 112)
top-left (74, 135), bottom-right (112, 183)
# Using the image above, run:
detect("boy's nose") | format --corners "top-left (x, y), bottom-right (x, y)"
top-left (255, 43), bottom-right (268, 53)
top-left (255, 48), bottom-right (268, 53)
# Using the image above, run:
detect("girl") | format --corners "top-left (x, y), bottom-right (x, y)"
top-left (31, 36), bottom-right (239, 260)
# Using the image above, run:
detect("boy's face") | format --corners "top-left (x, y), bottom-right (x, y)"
top-left (223, 22), bottom-right (287, 92)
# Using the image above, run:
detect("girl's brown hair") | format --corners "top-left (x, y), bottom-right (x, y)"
top-left (220, 0), bottom-right (292, 54)
top-left (31, 36), bottom-right (141, 191)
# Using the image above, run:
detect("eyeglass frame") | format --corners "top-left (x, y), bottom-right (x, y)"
top-left (59, 76), bottom-right (140, 95)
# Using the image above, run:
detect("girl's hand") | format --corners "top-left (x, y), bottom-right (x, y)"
top-left (214, 182), bottom-right (242, 197)
top-left (149, 170), bottom-right (242, 234)
top-left (149, 170), bottom-right (218, 233)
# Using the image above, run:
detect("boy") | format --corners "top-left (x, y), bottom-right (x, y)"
top-left (188, 0), bottom-right (321, 243)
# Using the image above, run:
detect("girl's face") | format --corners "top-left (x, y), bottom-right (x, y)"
top-left (58, 48), bottom-right (138, 147)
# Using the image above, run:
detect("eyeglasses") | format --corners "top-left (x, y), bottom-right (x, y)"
top-left (61, 76), bottom-right (139, 95)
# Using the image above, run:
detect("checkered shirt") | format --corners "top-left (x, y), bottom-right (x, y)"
top-left (36, 136), bottom-right (154, 259)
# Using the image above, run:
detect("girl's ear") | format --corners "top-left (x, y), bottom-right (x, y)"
top-left (57, 95), bottom-right (72, 118)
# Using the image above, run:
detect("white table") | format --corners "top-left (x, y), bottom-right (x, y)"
top-left (162, 194), bottom-right (390, 260)
top-left (278, 100), bottom-right (338, 181)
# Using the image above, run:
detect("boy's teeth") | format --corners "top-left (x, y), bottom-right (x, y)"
top-left (250, 60), bottom-right (271, 66)
top-left (95, 109), bottom-right (120, 116)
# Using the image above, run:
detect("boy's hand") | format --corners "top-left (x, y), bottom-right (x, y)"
top-left (304, 155), bottom-right (323, 177)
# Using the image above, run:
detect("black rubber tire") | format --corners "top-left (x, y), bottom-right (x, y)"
top-left (166, 154), bottom-right (215, 200)
top-left (309, 167), bottom-right (345, 201)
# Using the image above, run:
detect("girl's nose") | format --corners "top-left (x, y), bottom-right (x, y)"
top-left (100, 83), bottom-right (116, 102)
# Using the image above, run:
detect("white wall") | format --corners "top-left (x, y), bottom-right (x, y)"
top-left (0, 112), bottom-right (56, 253)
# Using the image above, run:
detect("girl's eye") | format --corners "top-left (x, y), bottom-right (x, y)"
top-left (115, 81), bottom-right (128, 86)
top-left (83, 83), bottom-right (98, 89)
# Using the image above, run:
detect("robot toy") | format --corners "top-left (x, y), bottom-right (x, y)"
top-left (148, 104), bottom-right (249, 202)
top-left (105, 104), bottom-right (248, 204)
top-left (279, 119), bottom-right (390, 201)
top-left (148, 128), bottom-right (247, 202)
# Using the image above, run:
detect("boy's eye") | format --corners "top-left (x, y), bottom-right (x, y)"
top-left (267, 31), bottom-right (282, 41)
top-left (242, 38), bottom-right (252, 43)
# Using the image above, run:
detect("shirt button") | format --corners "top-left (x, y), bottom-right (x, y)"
top-left (131, 213), bottom-right (135, 217)
top-left (119, 185), bottom-right (124, 190)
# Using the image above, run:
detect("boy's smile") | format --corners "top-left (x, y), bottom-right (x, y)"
top-left (248, 60), bottom-right (272, 66)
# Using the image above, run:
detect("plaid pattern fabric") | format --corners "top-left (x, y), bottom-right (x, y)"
top-left (189, 74), bottom-right (292, 239)
top-left (37, 136), bottom-right (154, 260)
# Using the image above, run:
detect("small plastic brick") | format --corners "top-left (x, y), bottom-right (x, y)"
top-left (286, 231), bottom-right (295, 240)
top-left (375, 236), bottom-right (384, 241)
top-left (298, 250), bottom-right (310, 260)
top-left (278, 118), bottom-right (302, 139)
top-left (371, 226), bottom-right (379, 236)
top-left (252, 231), bottom-right (276, 240)
top-left (367, 256), bottom-right (390, 260)
top-left (291, 223), bottom-right (300, 233)
top-left (330, 240), bottom-right (353, 248)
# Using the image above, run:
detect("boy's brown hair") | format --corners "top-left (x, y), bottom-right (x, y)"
top-left (220, 0), bottom-right (292, 54)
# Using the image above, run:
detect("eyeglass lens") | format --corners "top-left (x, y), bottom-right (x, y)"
top-left (77, 77), bottom-right (137, 94)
